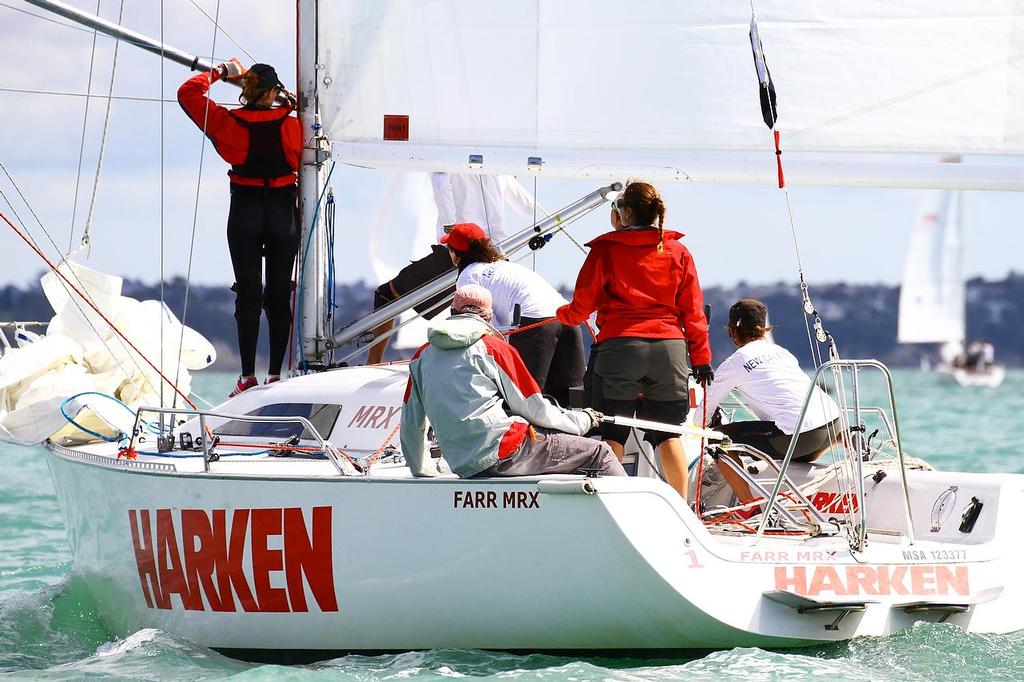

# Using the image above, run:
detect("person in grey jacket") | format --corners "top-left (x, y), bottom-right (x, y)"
top-left (400, 285), bottom-right (625, 479)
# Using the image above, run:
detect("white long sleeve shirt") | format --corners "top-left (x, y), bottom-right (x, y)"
top-left (456, 260), bottom-right (567, 327)
top-left (431, 172), bottom-right (538, 244)
top-left (704, 338), bottom-right (840, 435)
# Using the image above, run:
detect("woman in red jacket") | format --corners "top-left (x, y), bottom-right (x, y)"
top-left (556, 181), bottom-right (712, 500)
top-left (178, 60), bottom-right (302, 396)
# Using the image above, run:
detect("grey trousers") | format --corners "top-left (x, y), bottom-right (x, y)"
top-left (474, 428), bottom-right (626, 478)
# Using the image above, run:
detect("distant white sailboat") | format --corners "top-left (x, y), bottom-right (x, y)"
top-left (897, 188), bottom-right (1005, 387)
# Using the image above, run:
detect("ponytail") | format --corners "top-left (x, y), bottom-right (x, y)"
top-left (239, 71), bottom-right (268, 106)
top-left (653, 196), bottom-right (666, 254)
top-left (619, 180), bottom-right (668, 254)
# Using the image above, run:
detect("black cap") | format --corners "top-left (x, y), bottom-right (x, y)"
top-left (249, 63), bottom-right (285, 91)
top-left (728, 299), bottom-right (768, 329)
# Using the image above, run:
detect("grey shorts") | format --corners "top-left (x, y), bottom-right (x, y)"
top-left (473, 428), bottom-right (626, 478)
top-left (594, 338), bottom-right (690, 401)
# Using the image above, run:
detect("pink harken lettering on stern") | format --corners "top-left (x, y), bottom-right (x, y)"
top-left (773, 564), bottom-right (970, 597)
top-left (127, 506), bottom-right (339, 613)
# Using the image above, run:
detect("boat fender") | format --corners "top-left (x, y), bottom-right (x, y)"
top-left (537, 479), bottom-right (597, 495)
top-left (959, 497), bottom-right (983, 534)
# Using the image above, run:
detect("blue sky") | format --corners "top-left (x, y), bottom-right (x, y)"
top-left (1, 0), bottom-right (1022, 294)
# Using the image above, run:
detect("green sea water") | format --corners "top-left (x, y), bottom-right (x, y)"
top-left (2, 369), bottom-right (1023, 680)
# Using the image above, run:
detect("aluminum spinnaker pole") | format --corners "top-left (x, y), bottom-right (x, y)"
top-left (329, 181), bottom-right (622, 351)
top-left (25, 0), bottom-right (292, 104)
top-left (27, 0), bottom-right (218, 74)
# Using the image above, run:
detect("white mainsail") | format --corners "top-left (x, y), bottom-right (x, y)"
top-left (897, 190), bottom-right (965, 354)
top-left (317, 2), bottom-right (1024, 187)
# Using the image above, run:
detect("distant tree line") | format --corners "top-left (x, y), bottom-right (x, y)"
top-left (2, 273), bottom-right (1021, 368)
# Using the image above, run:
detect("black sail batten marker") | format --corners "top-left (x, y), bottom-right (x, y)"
top-left (749, 15), bottom-right (784, 188)
top-left (749, 16), bottom-right (778, 129)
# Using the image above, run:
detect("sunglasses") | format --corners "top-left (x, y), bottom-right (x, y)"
top-left (610, 199), bottom-right (620, 212)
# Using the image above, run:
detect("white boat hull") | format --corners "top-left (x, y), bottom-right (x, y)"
top-left (45, 440), bottom-right (1024, 657)
top-left (952, 365), bottom-right (1006, 388)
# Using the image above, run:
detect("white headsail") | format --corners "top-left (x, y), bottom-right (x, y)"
top-left (367, 173), bottom-right (438, 350)
top-left (897, 190), bottom-right (965, 355)
top-left (317, 2), bottom-right (1024, 188)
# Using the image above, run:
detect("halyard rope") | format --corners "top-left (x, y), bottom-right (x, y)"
top-left (67, 0), bottom-right (101, 253)
top-left (173, 0), bottom-right (222, 407)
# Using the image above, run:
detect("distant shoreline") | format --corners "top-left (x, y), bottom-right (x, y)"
top-left (2, 273), bottom-right (1020, 369)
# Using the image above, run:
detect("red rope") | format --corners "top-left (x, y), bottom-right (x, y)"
top-left (0, 209), bottom-right (195, 408)
top-left (364, 420), bottom-right (401, 469)
top-left (504, 316), bottom-right (559, 336)
top-left (694, 385), bottom-right (708, 517)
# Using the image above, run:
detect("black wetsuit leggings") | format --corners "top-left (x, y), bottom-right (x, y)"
top-left (509, 316), bottom-right (585, 408)
top-left (226, 184), bottom-right (298, 377)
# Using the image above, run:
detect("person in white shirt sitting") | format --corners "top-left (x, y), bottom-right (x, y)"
top-left (444, 223), bottom-right (585, 408)
top-left (704, 299), bottom-right (841, 508)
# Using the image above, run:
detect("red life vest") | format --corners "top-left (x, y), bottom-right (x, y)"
top-left (227, 107), bottom-right (294, 186)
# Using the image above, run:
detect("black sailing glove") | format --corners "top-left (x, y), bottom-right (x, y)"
top-left (692, 364), bottom-right (714, 386)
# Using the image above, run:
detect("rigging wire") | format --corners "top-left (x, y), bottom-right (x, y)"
top-left (80, 0), bottom-right (128, 256)
top-left (0, 170), bottom-right (189, 405)
top-left (68, 0), bottom-right (102, 253)
top-left (0, 205), bottom-right (195, 407)
top-left (159, 0), bottom-right (165, 415)
top-left (173, 0), bottom-right (222, 406)
top-left (0, 86), bottom-right (232, 104)
top-left (187, 0), bottom-right (257, 63)
top-left (0, 1), bottom-right (111, 37)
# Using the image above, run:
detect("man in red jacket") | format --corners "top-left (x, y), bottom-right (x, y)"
top-left (557, 181), bottom-right (712, 500)
top-left (178, 60), bottom-right (302, 395)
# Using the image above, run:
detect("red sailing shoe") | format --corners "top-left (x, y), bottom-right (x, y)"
top-left (229, 375), bottom-right (258, 397)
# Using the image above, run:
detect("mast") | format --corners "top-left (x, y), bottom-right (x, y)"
top-left (296, 0), bottom-right (329, 368)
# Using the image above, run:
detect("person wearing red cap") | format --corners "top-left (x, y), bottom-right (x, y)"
top-left (178, 59), bottom-right (301, 396)
top-left (444, 223), bottom-right (583, 407)
top-left (366, 173), bottom-right (538, 365)
top-left (556, 180), bottom-right (712, 501)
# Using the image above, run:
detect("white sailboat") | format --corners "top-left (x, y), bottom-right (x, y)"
top-left (5, 0), bottom-right (1024, 660)
top-left (897, 188), bottom-right (1006, 387)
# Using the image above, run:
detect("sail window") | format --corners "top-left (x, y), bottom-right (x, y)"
top-left (214, 403), bottom-right (341, 440)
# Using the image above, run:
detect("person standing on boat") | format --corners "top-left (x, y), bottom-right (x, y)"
top-left (704, 299), bottom-right (841, 509)
top-left (443, 222), bottom-right (584, 407)
top-left (401, 285), bottom-right (624, 479)
top-left (177, 59), bottom-right (301, 396)
top-left (556, 181), bottom-right (712, 501)
top-left (366, 173), bottom-right (539, 365)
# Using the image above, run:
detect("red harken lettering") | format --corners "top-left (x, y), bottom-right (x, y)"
top-left (128, 507), bottom-right (339, 613)
top-left (774, 564), bottom-right (969, 597)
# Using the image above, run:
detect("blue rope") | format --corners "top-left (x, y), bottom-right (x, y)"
top-left (294, 161), bottom-right (337, 371)
top-left (59, 391), bottom-right (159, 443)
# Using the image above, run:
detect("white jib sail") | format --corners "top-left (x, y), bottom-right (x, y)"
top-left (316, 2), bottom-right (1024, 187)
top-left (897, 190), bottom-right (965, 350)
top-left (0, 260), bottom-right (216, 446)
